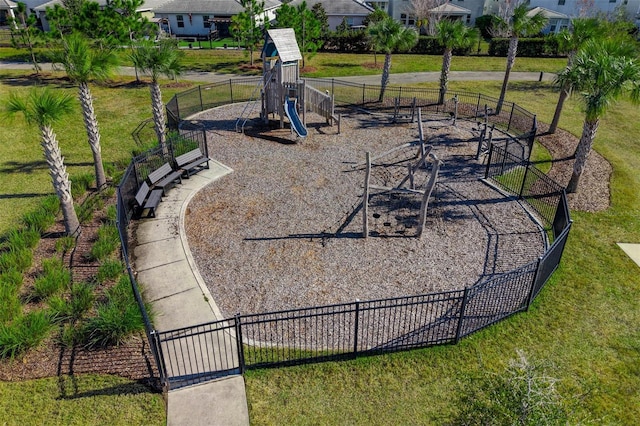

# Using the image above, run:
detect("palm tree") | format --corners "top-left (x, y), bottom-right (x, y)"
top-left (367, 17), bottom-right (418, 102)
top-left (556, 39), bottom-right (640, 193)
top-left (435, 20), bottom-right (478, 105)
top-left (6, 89), bottom-right (81, 236)
top-left (549, 18), bottom-right (606, 134)
top-left (130, 39), bottom-right (182, 154)
top-left (51, 33), bottom-right (118, 188)
top-left (494, 4), bottom-right (547, 114)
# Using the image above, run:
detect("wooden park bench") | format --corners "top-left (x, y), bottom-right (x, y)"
top-left (175, 148), bottom-right (210, 178)
top-left (147, 162), bottom-right (183, 194)
top-left (135, 181), bottom-right (163, 218)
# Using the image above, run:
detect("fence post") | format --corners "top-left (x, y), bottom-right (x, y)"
top-left (484, 144), bottom-right (493, 179)
top-left (362, 83), bottom-right (365, 105)
top-left (229, 80), bottom-right (234, 103)
top-left (235, 313), bottom-right (246, 374)
top-left (518, 161), bottom-right (530, 200)
top-left (353, 300), bottom-right (360, 357)
top-left (198, 85), bottom-right (203, 112)
top-left (507, 102), bottom-right (515, 132)
top-left (453, 95), bottom-right (458, 126)
top-left (150, 330), bottom-right (168, 390)
top-left (526, 257), bottom-right (543, 311)
top-left (476, 93), bottom-right (481, 117)
top-left (332, 78), bottom-right (335, 97)
top-left (454, 287), bottom-right (470, 344)
top-left (528, 115), bottom-right (538, 155)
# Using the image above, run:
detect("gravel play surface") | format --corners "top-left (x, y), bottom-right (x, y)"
top-left (184, 104), bottom-right (546, 317)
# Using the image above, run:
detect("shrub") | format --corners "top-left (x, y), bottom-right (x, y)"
top-left (96, 258), bottom-right (123, 283)
top-left (101, 186), bottom-right (116, 200)
top-left (82, 275), bottom-right (148, 348)
top-left (105, 205), bottom-right (117, 224)
top-left (89, 225), bottom-right (119, 261)
top-left (488, 37), bottom-right (560, 57)
top-left (48, 282), bottom-right (95, 323)
top-left (22, 209), bottom-right (55, 234)
top-left (0, 310), bottom-right (52, 358)
top-left (55, 236), bottom-right (76, 255)
top-left (0, 248), bottom-right (33, 273)
top-left (4, 228), bottom-right (40, 251)
top-left (75, 202), bottom-right (94, 224)
top-left (0, 269), bottom-right (23, 291)
top-left (0, 285), bottom-right (21, 324)
top-left (33, 258), bottom-right (71, 300)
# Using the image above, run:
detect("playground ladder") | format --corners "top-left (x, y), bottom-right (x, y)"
top-left (235, 68), bottom-right (276, 133)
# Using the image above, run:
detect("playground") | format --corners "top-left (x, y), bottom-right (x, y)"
top-left (184, 103), bottom-right (546, 316)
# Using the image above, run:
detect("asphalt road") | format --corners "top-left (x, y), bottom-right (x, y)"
top-left (0, 61), bottom-right (556, 85)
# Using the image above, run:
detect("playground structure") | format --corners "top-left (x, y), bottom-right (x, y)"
top-left (359, 109), bottom-right (442, 239)
top-left (235, 28), bottom-right (335, 137)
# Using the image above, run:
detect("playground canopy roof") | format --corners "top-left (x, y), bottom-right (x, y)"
top-left (264, 28), bottom-right (302, 63)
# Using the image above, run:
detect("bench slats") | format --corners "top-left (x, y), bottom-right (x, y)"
top-left (176, 148), bottom-right (209, 178)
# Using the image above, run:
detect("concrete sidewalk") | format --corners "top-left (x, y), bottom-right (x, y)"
top-left (132, 161), bottom-right (250, 426)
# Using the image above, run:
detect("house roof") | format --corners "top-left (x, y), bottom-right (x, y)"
top-left (265, 28), bottom-right (302, 62)
top-left (429, 3), bottom-right (471, 16)
top-left (288, 0), bottom-right (373, 16)
top-left (527, 6), bottom-right (569, 20)
top-left (153, 0), bottom-right (281, 14)
top-left (35, 0), bottom-right (109, 11)
top-left (0, 0), bottom-right (18, 9)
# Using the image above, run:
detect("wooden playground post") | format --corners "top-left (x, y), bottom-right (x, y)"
top-left (363, 152), bottom-right (371, 238)
top-left (417, 155), bottom-right (442, 239)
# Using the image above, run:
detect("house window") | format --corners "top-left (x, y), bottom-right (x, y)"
top-left (609, 0), bottom-right (616, 3)
top-left (558, 0), bottom-right (565, 4)
top-left (203, 15), bottom-right (211, 28)
top-left (176, 15), bottom-right (184, 28)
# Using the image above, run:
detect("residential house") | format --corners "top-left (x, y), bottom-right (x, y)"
top-left (0, 0), bottom-right (18, 26)
top-left (151, 0), bottom-right (282, 37)
top-left (526, 6), bottom-right (570, 33)
top-left (286, 0), bottom-right (374, 30)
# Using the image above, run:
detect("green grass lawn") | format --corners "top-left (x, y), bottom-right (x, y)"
top-left (1, 52), bottom-right (639, 424)
top-left (0, 375), bottom-right (164, 425)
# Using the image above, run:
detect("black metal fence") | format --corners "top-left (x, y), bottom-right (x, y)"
top-left (165, 78), bottom-right (537, 145)
top-left (119, 87), bottom-right (571, 390)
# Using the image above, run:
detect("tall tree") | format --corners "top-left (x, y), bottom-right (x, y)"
top-left (232, 0), bottom-right (268, 66)
top-left (435, 20), bottom-right (478, 104)
top-left (50, 33), bottom-right (118, 189)
top-left (311, 2), bottom-right (329, 39)
top-left (275, 1), bottom-right (323, 68)
top-left (493, 3), bottom-right (547, 113)
top-left (9, 2), bottom-right (43, 76)
top-left (549, 18), bottom-right (604, 133)
top-left (130, 39), bottom-right (183, 155)
top-left (6, 89), bottom-right (80, 236)
top-left (555, 39), bottom-right (640, 193)
top-left (367, 17), bottom-right (418, 102)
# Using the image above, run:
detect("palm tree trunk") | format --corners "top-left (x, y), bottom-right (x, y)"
top-left (150, 81), bottom-right (168, 156)
top-left (567, 118), bottom-right (599, 193)
top-left (40, 125), bottom-right (80, 236)
top-left (549, 87), bottom-right (569, 134)
top-left (439, 48), bottom-right (452, 105)
top-left (379, 53), bottom-right (391, 102)
top-left (78, 82), bottom-right (107, 188)
top-left (497, 37), bottom-right (518, 114)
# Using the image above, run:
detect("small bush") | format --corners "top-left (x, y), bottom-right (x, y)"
top-left (59, 323), bottom-right (83, 347)
top-left (71, 173), bottom-right (94, 199)
top-left (22, 209), bottom-right (55, 234)
top-left (0, 310), bottom-right (52, 358)
top-left (0, 269), bottom-right (23, 291)
top-left (101, 186), bottom-right (116, 200)
top-left (0, 248), bottom-right (33, 273)
top-left (33, 258), bottom-right (71, 300)
top-left (75, 202), bottom-right (94, 224)
top-left (82, 275), bottom-right (148, 348)
top-left (105, 205), bottom-right (117, 224)
top-left (89, 225), bottom-right (119, 261)
top-left (49, 282), bottom-right (95, 323)
top-left (55, 236), bottom-right (76, 255)
top-left (96, 259), bottom-right (123, 283)
top-left (4, 228), bottom-right (40, 251)
top-left (0, 285), bottom-right (21, 324)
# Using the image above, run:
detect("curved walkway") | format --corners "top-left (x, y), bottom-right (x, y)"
top-left (132, 162), bottom-right (250, 426)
